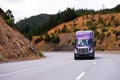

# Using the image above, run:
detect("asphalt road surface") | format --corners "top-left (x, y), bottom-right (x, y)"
top-left (0, 51), bottom-right (120, 80)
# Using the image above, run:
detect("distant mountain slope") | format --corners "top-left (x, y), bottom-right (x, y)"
top-left (16, 14), bottom-right (50, 28)
top-left (16, 14), bottom-right (51, 40)
top-left (0, 8), bottom-right (39, 62)
top-left (16, 14), bottom-right (50, 31)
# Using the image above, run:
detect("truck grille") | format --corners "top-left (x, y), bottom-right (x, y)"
top-left (78, 48), bottom-right (89, 54)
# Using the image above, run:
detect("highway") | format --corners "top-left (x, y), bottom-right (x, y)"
top-left (0, 51), bottom-right (120, 80)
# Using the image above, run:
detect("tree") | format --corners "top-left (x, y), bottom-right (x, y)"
top-left (106, 32), bottom-right (111, 37)
top-left (55, 34), bottom-right (60, 43)
top-left (51, 33), bottom-right (56, 43)
top-left (34, 36), bottom-right (43, 43)
top-left (44, 33), bottom-right (51, 42)
top-left (6, 9), bottom-right (14, 22)
top-left (61, 25), bottom-right (68, 33)
top-left (4, 9), bottom-right (15, 27)
top-left (51, 33), bottom-right (60, 43)
top-left (113, 30), bottom-right (120, 36)
top-left (61, 8), bottom-right (77, 22)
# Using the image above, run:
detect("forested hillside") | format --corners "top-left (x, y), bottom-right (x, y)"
top-left (16, 4), bottom-right (120, 40)
top-left (16, 14), bottom-right (50, 40)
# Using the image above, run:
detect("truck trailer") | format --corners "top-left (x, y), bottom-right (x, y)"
top-left (73, 31), bottom-right (95, 59)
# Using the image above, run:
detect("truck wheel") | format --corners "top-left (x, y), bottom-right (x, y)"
top-left (74, 54), bottom-right (78, 60)
top-left (91, 53), bottom-right (95, 59)
top-left (91, 56), bottom-right (95, 59)
top-left (74, 57), bottom-right (77, 60)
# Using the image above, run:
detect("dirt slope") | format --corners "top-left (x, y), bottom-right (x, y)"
top-left (0, 8), bottom-right (39, 62)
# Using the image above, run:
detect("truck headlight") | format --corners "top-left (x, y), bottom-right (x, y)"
top-left (89, 48), bottom-right (93, 53)
top-left (74, 48), bottom-right (78, 53)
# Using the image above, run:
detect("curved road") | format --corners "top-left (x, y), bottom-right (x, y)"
top-left (0, 51), bottom-right (120, 80)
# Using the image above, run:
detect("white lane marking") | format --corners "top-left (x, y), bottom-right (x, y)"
top-left (0, 66), bottom-right (41, 77)
top-left (93, 62), bottom-right (97, 64)
top-left (76, 72), bottom-right (85, 80)
top-left (0, 60), bottom-right (73, 77)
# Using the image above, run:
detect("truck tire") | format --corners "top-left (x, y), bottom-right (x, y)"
top-left (74, 54), bottom-right (78, 60)
top-left (91, 52), bottom-right (95, 59)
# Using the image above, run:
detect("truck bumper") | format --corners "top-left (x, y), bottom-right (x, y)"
top-left (74, 52), bottom-right (95, 59)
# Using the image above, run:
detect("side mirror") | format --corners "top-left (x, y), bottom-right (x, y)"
top-left (94, 41), bottom-right (96, 47)
top-left (72, 42), bottom-right (75, 46)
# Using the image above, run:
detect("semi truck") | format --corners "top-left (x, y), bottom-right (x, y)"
top-left (73, 31), bottom-right (95, 59)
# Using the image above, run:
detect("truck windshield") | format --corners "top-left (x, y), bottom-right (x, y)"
top-left (77, 39), bottom-right (93, 46)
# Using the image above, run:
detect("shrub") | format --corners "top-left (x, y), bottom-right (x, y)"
top-left (92, 19), bottom-right (96, 22)
top-left (94, 30), bottom-right (99, 38)
top-left (61, 25), bottom-right (68, 33)
top-left (55, 35), bottom-right (60, 43)
top-left (51, 33), bottom-right (60, 43)
top-left (76, 18), bottom-right (78, 21)
top-left (106, 32), bottom-right (111, 37)
top-left (38, 51), bottom-right (44, 57)
top-left (0, 54), bottom-right (3, 61)
top-left (100, 32), bottom-right (105, 40)
top-left (88, 26), bottom-right (97, 31)
top-left (73, 20), bottom-right (76, 23)
top-left (73, 27), bottom-right (80, 32)
top-left (101, 28), bottom-right (107, 32)
top-left (113, 30), bottom-right (120, 36)
top-left (100, 48), bottom-right (105, 51)
top-left (86, 21), bottom-right (92, 27)
top-left (106, 21), bottom-right (112, 27)
top-left (57, 29), bottom-right (61, 34)
top-left (5, 19), bottom-right (14, 26)
top-left (34, 36), bottom-right (43, 43)
top-left (113, 18), bottom-right (120, 27)
top-left (98, 17), bottom-right (104, 24)
top-left (73, 23), bottom-right (77, 27)
top-left (111, 16), bottom-right (115, 21)
top-left (44, 33), bottom-right (51, 42)
top-left (99, 41), bottom-right (102, 45)
top-left (119, 43), bottom-right (120, 47)
top-left (54, 29), bottom-right (58, 34)
top-left (82, 22), bottom-right (85, 26)
top-left (98, 32), bottom-right (105, 41)
top-left (116, 37), bottom-right (120, 41)
top-left (44, 33), bottom-right (60, 44)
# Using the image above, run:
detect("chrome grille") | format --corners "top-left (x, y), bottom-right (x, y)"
top-left (78, 48), bottom-right (88, 54)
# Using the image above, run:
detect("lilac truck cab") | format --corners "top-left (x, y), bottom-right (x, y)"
top-left (73, 31), bottom-right (95, 59)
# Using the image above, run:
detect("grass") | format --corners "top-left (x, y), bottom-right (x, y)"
top-left (100, 49), bottom-right (105, 51)
top-left (38, 51), bottom-right (44, 57)
top-left (0, 54), bottom-right (3, 61)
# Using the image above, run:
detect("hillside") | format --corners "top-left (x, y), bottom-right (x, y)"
top-left (16, 4), bottom-right (120, 41)
top-left (16, 14), bottom-right (51, 40)
top-left (33, 13), bottom-right (120, 51)
top-left (16, 14), bottom-right (50, 29)
top-left (0, 8), bottom-right (40, 62)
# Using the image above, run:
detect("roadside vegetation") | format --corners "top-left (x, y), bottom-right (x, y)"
top-left (38, 51), bottom-right (44, 57)
top-left (4, 9), bottom-right (14, 27)
top-left (0, 54), bottom-right (3, 61)
top-left (34, 35), bottom-right (43, 43)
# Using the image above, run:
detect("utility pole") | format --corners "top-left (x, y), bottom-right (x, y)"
top-left (103, 4), bottom-right (105, 10)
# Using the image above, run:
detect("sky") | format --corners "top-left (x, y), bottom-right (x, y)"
top-left (0, 0), bottom-right (120, 22)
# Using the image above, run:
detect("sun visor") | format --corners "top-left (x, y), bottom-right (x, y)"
top-left (76, 31), bottom-right (93, 39)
